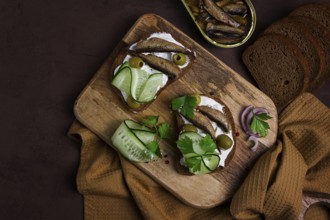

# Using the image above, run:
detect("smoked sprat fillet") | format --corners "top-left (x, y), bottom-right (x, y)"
top-left (129, 52), bottom-right (181, 79)
top-left (134, 37), bottom-right (190, 53)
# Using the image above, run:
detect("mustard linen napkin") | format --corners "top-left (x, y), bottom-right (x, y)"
top-left (68, 93), bottom-right (330, 219)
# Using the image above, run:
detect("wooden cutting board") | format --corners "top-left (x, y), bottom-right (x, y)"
top-left (74, 13), bottom-right (278, 208)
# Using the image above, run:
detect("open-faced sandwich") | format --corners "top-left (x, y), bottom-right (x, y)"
top-left (111, 32), bottom-right (195, 112)
top-left (171, 94), bottom-right (236, 175)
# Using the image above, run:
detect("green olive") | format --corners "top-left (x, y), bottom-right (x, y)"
top-left (129, 56), bottom-right (144, 68)
top-left (173, 53), bottom-right (187, 66)
top-left (127, 96), bottom-right (141, 109)
top-left (182, 124), bottom-right (198, 133)
top-left (216, 134), bottom-right (233, 150)
top-left (190, 94), bottom-right (201, 105)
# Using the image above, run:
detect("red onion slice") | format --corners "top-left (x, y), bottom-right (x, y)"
top-left (247, 135), bottom-right (259, 151)
top-left (240, 105), bottom-right (253, 133)
top-left (241, 106), bottom-right (270, 150)
top-left (241, 106), bottom-right (270, 138)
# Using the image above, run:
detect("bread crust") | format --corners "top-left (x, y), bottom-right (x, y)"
top-left (289, 3), bottom-right (330, 30)
top-left (287, 16), bottom-right (330, 92)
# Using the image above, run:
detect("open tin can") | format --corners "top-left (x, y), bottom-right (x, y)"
top-left (182, 0), bottom-right (256, 48)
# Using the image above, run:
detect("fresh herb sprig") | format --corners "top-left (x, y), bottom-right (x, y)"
top-left (250, 112), bottom-right (272, 137)
top-left (142, 115), bottom-right (172, 140)
top-left (171, 95), bottom-right (198, 119)
top-left (176, 134), bottom-right (216, 155)
top-left (141, 115), bottom-right (172, 156)
top-left (176, 134), bottom-right (218, 173)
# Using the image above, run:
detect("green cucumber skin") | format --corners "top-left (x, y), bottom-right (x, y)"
top-left (131, 129), bottom-right (156, 145)
top-left (125, 119), bottom-right (154, 132)
top-left (117, 61), bottom-right (129, 72)
top-left (111, 121), bottom-right (158, 162)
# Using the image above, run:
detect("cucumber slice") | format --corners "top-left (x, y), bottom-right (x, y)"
top-left (185, 155), bottom-right (210, 174)
top-left (202, 154), bottom-right (220, 171)
top-left (118, 61), bottom-right (129, 72)
top-left (130, 68), bottom-right (149, 101)
top-left (113, 62), bottom-right (167, 103)
top-left (125, 119), bottom-right (154, 132)
top-left (185, 155), bottom-right (219, 174)
top-left (112, 66), bottom-right (131, 94)
top-left (137, 73), bottom-right (167, 103)
top-left (199, 158), bottom-right (211, 174)
top-left (111, 121), bottom-right (158, 162)
top-left (131, 129), bottom-right (157, 145)
top-left (179, 132), bottom-right (205, 155)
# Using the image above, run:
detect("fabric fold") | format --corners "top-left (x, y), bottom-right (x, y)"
top-left (68, 93), bottom-right (330, 219)
top-left (231, 93), bottom-right (330, 219)
top-left (69, 121), bottom-right (143, 219)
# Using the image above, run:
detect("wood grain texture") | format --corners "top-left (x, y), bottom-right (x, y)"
top-left (74, 14), bottom-right (278, 208)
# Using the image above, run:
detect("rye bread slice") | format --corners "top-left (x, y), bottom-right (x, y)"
top-left (289, 3), bottom-right (330, 30)
top-left (288, 16), bottom-right (330, 92)
top-left (320, 2), bottom-right (330, 9)
top-left (242, 34), bottom-right (310, 108)
top-left (263, 17), bottom-right (321, 87)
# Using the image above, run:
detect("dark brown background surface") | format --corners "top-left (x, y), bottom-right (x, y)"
top-left (0, 0), bottom-right (329, 219)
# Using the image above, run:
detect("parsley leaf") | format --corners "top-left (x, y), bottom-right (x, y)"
top-left (142, 115), bottom-right (159, 128)
top-left (177, 135), bottom-right (217, 156)
top-left (176, 136), bottom-right (195, 155)
top-left (171, 95), bottom-right (198, 119)
top-left (158, 122), bottom-right (171, 139)
top-left (250, 112), bottom-right (272, 137)
top-left (141, 116), bottom-right (172, 140)
top-left (199, 134), bottom-right (216, 153)
top-left (145, 141), bottom-right (159, 154)
top-left (185, 156), bottom-right (202, 173)
top-left (171, 96), bottom-right (186, 110)
top-left (139, 115), bottom-right (172, 157)
top-left (256, 113), bottom-right (272, 120)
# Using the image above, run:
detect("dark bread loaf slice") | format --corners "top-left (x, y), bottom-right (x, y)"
top-left (289, 3), bottom-right (330, 30)
top-left (288, 16), bottom-right (330, 92)
top-left (320, 2), bottom-right (330, 9)
top-left (242, 34), bottom-right (310, 108)
top-left (263, 17), bottom-right (321, 87)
